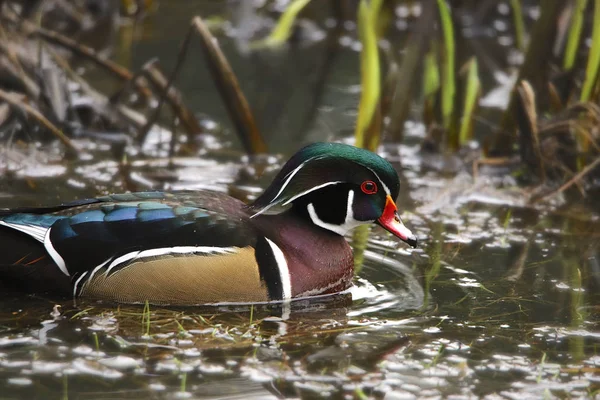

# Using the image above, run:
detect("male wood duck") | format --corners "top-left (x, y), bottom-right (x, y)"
top-left (0, 143), bottom-right (417, 305)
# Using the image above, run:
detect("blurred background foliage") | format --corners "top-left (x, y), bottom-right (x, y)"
top-left (1, 0), bottom-right (598, 200)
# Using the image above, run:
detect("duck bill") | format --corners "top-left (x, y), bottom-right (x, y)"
top-left (377, 195), bottom-right (418, 248)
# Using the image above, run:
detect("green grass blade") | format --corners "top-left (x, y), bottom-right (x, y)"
top-left (422, 46), bottom-right (440, 130)
top-left (421, 223), bottom-right (443, 310)
top-left (423, 49), bottom-right (440, 98)
top-left (62, 374), bottom-right (68, 400)
top-left (142, 300), bottom-right (150, 337)
top-left (581, 0), bottom-right (600, 101)
top-left (353, 0), bottom-right (383, 273)
top-left (180, 372), bottom-right (187, 393)
top-left (510, 0), bottom-right (526, 51)
top-left (436, 0), bottom-right (455, 131)
top-left (564, 0), bottom-right (588, 71)
top-left (352, 224), bottom-right (370, 275)
top-left (353, 0), bottom-right (384, 273)
top-left (459, 58), bottom-right (480, 145)
top-left (355, 0), bottom-right (382, 150)
top-left (265, 0), bottom-right (312, 47)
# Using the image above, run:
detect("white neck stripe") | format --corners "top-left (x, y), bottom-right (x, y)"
top-left (265, 238), bottom-right (292, 300)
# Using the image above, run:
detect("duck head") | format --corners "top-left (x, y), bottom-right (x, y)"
top-left (249, 143), bottom-right (417, 248)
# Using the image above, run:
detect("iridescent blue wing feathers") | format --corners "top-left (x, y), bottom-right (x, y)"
top-left (0, 192), bottom-right (256, 277)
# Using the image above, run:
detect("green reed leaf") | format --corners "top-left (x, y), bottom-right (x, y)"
top-left (459, 58), bottom-right (480, 145)
top-left (564, 0), bottom-right (588, 71)
top-left (265, 0), bottom-right (312, 47)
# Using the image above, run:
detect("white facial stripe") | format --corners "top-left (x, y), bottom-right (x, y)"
top-left (104, 246), bottom-right (237, 275)
top-left (44, 229), bottom-right (70, 276)
top-left (0, 221), bottom-right (47, 243)
top-left (344, 190), bottom-right (365, 230)
top-left (365, 166), bottom-right (391, 196)
top-left (274, 161), bottom-right (306, 201)
top-left (265, 238), bottom-right (292, 300)
top-left (250, 155), bottom-right (329, 218)
top-left (307, 190), bottom-right (364, 236)
top-left (251, 160), bottom-right (309, 218)
top-left (281, 181), bottom-right (341, 206)
top-left (346, 189), bottom-right (355, 221)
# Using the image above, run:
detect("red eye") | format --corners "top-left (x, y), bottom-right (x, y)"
top-left (361, 180), bottom-right (378, 194)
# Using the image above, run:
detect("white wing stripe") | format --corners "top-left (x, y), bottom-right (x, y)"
top-left (105, 251), bottom-right (140, 275)
top-left (0, 221), bottom-right (48, 243)
top-left (44, 229), bottom-right (70, 276)
top-left (84, 257), bottom-right (112, 288)
top-left (73, 271), bottom-right (88, 298)
top-left (103, 246), bottom-right (238, 275)
top-left (0, 222), bottom-right (71, 276)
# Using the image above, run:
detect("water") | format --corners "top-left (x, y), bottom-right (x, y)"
top-left (1, 1), bottom-right (599, 398)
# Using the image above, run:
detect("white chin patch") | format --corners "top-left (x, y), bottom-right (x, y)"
top-left (306, 190), bottom-right (364, 236)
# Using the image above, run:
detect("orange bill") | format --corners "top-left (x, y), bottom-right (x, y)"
top-left (377, 195), bottom-right (417, 248)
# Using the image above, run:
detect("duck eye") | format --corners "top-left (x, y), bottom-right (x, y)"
top-left (360, 180), bottom-right (378, 194)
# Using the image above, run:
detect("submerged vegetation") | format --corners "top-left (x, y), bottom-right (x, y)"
top-left (0, 0), bottom-right (599, 398)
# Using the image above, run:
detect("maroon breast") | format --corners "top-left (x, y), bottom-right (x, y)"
top-left (252, 212), bottom-right (355, 298)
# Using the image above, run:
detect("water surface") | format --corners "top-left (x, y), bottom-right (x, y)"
top-left (0, 2), bottom-right (599, 399)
